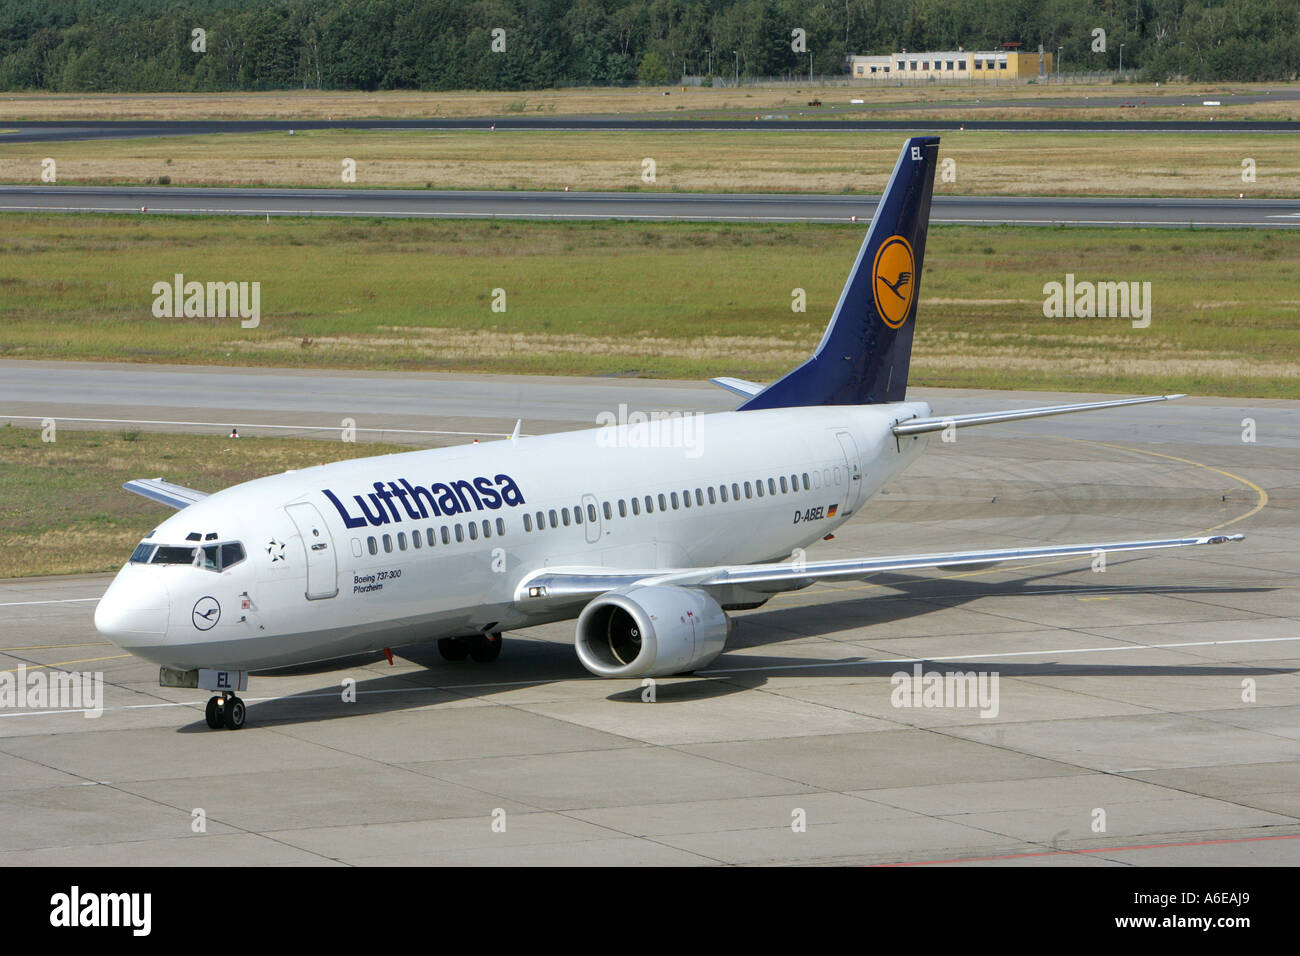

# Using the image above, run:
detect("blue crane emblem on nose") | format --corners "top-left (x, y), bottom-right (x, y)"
top-left (192, 596), bottom-right (221, 631)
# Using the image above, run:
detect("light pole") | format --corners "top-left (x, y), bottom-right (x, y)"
top-left (734, 50), bottom-right (738, 87)
top-left (1056, 46), bottom-right (1062, 78)
top-left (1119, 43), bottom-right (1124, 74)
top-left (706, 49), bottom-right (711, 76)
top-left (809, 51), bottom-right (812, 82)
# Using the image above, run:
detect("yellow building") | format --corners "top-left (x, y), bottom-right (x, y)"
top-left (848, 49), bottom-right (1053, 80)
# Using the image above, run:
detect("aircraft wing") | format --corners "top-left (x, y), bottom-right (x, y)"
top-left (123, 478), bottom-right (209, 510)
top-left (517, 534), bottom-right (1243, 604)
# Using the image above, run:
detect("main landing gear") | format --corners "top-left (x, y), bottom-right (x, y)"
top-left (205, 692), bottom-right (246, 730)
top-left (438, 632), bottom-right (503, 664)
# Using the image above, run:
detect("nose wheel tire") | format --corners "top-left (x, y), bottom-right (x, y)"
top-left (469, 632), bottom-right (503, 663)
top-left (222, 695), bottom-right (246, 730)
top-left (205, 696), bottom-right (223, 729)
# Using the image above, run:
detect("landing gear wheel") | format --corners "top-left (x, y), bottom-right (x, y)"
top-left (438, 637), bottom-right (469, 661)
top-left (469, 632), bottom-right (503, 663)
top-left (205, 696), bottom-right (223, 729)
top-left (222, 695), bottom-right (246, 730)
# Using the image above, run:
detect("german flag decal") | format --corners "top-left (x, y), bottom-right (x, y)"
top-left (872, 235), bottom-right (916, 329)
top-left (827, 504), bottom-right (838, 517)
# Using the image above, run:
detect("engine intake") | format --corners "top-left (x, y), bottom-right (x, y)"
top-left (575, 585), bottom-right (730, 678)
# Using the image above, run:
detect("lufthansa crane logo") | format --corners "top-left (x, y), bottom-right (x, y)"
top-left (872, 235), bottom-right (916, 329)
top-left (192, 596), bottom-right (221, 631)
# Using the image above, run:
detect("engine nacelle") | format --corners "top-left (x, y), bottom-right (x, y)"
top-left (575, 585), bottom-right (730, 678)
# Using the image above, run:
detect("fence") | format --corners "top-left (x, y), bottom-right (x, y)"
top-left (679, 70), bottom-right (1141, 88)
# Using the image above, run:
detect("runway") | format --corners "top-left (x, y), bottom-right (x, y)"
top-left (0, 364), bottom-right (1296, 865)
top-left (2, 185), bottom-right (1296, 228)
top-left (4, 117), bottom-right (1299, 143)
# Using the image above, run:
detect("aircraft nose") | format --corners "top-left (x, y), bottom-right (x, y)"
top-left (94, 575), bottom-right (170, 650)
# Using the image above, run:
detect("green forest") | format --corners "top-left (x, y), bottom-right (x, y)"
top-left (1, 0), bottom-right (1296, 91)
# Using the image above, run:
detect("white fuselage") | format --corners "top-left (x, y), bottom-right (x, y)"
top-left (95, 402), bottom-right (931, 671)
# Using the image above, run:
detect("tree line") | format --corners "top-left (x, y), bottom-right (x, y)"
top-left (1, 0), bottom-right (1296, 92)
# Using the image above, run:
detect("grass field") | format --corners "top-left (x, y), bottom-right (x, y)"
top-left (1, 213), bottom-right (1296, 398)
top-left (0, 427), bottom-right (406, 577)
top-left (4, 129), bottom-right (1296, 197)
top-left (1, 84), bottom-right (1297, 121)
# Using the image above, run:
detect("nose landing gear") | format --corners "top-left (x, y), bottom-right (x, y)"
top-left (204, 692), bottom-right (246, 730)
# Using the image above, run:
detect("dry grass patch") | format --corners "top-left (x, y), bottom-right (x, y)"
top-left (3, 129), bottom-right (1294, 197)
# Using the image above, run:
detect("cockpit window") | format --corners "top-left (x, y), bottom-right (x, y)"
top-left (141, 541), bottom-right (245, 572)
top-left (150, 546), bottom-right (201, 565)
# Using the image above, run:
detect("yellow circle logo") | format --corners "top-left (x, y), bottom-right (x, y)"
top-left (872, 235), bottom-right (916, 329)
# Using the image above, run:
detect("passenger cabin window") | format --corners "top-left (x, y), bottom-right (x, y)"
top-left (383, 534), bottom-right (393, 553)
top-left (411, 531), bottom-right (421, 549)
top-left (398, 532), bottom-right (407, 551)
top-left (524, 513), bottom-right (533, 532)
top-left (441, 527), bottom-right (451, 545)
top-left (603, 502), bottom-right (612, 520)
top-left (455, 525), bottom-right (465, 543)
top-left (367, 536), bottom-right (378, 555)
top-left (632, 498), bottom-right (641, 515)
top-left (468, 523), bottom-right (478, 541)
top-left (427, 528), bottom-right (436, 547)
top-left (496, 518), bottom-right (505, 536)
top-left (588, 504), bottom-right (598, 523)
top-left (619, 500), bottom-right (628, 518)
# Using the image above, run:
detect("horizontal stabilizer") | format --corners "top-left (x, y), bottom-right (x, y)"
top-left (123, 478), bottom-right (209, 511)
top-left (710, 377), bottom-right (765, 399)
top-left (893, 394), bottom-right (1184, 437)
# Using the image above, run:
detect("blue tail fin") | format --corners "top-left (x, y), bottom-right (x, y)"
top-left (739, 136), bottom-right (940, 410)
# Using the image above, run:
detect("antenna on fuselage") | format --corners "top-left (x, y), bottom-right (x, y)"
top-left (509, 419), bottom-right (522, 441)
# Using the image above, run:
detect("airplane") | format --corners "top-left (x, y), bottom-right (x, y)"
top-left (94, 136), bottom-right (1242, 730)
